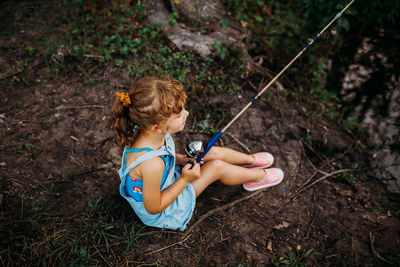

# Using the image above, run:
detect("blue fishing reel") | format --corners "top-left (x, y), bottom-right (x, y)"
top-left (185, 131), bottom-right (223, 163)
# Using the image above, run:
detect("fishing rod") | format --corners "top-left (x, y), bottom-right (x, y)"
top-left (185, 0), bottom-right (356, 162)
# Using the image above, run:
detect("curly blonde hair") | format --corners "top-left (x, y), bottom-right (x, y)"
top-left (112, 77), bottom-right (187, 147)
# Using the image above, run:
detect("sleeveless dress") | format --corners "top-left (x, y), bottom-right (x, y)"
top-left (118, 134), bottom-right (196, 231)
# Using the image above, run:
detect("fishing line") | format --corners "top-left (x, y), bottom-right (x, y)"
top-left (185, 0), bottom-right (356, 162)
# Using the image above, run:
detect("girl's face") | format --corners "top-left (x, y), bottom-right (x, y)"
top-left (164, 108), bottom-right (189, 134)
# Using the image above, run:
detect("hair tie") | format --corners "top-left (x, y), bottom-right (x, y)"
top-left (116, 91), bottom-right (131, 107)
top-left (133, 125), bottom-right (139, 135)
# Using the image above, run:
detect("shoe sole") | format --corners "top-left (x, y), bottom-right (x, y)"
top-left (242, 170), bottom-right (284, 192)
top-left (243, 152), bottom-right (274, 169)
top-left (251, 163), bottom-right (273, 169)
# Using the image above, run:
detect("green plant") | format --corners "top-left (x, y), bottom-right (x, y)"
top-left (169, 12), bottom-right (179, 27)
top-left (123, 224), bottom-right (147, 251)
top-left (115, 59), bottom-right (124, 67)
top-left (70, 247), bottom-right (94, 266)
top-left (338, 163), bottom-right (356, 184)
top-left (197, 119), bottom-right (219, 134)
top-left (272, 249), bottom-right (313, 267)
top-left (78, 198), bottom-right (120, 253)
top-left (219, 18), bottom-right (229, 28)
top-left (25, 45), bottom-right (35, 56)
top-left (215, 41), bottom-right (228, 60)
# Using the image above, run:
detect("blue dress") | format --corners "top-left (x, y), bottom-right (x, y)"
top-left (118, 134), bottom-right (196, 230)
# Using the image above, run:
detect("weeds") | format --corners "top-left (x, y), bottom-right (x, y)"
top-left (272, 249), bottom-right (313, 267)
top-left (123, 223), bottom-right (147, 251)
top-left (198, 114), bottom-right (219, 134)
top-left (338, 163), bottom-right (357, 184)
top-left (0, 195), bottom-right (150, 265)
top-left (215, 41), bottom-right (229, 60)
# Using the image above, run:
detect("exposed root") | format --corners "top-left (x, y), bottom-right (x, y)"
top-left (369, 231), bottom-right (393, 264)
top-left (183, 189), bottom-right (265, 237)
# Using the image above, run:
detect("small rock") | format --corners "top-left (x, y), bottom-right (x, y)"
top-left (274, 221), bottom-right (290, 229)
top-left (267, 241), bottom-right (273, 251)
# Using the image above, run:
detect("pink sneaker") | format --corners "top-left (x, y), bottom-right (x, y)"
top-left (243, 168), bottom-right (284, 191)
top-left (243, 152), bottom-right (274, 169)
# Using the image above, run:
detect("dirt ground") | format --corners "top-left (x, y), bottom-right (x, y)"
top-left (1, 1), bottom-right (400, 266)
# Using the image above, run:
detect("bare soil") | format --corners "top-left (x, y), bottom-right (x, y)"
top-left (1, 1), bottom-right (399, 266)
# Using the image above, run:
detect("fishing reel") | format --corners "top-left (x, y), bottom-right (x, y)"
top-left (184, 131), bottom-right (223, 163)
top-left (185, 140), bottom-right (204, 160)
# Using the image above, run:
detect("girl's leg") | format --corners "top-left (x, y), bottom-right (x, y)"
top-left (191, 159), bottom-right (264, 197)
top-left (202, 146), bottom-right (254, 165)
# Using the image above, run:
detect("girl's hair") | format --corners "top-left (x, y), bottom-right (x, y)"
top-left (112, 76), bottom-right (187, 147)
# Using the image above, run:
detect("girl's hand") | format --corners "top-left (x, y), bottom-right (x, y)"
top-left (181, 160), bottom-right (200, 183)
top-left (176, 153), bottom-right (191, 166)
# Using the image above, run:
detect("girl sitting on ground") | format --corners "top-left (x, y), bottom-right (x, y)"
top-left (112, 76), bottom-right (284, 230)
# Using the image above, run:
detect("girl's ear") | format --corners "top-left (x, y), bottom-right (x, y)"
top-left (150, 124), bottom-right (163, 134)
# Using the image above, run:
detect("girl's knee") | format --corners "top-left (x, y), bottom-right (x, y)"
top-left (204, 146), bottom-right (222, 161)
top-left (198, 159), bottom-right (226, 184)
top-left (204, 159), bottom-right (225, 171)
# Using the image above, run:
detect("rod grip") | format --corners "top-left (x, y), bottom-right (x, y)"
top-left (196, 131), bottom-right (223, 163)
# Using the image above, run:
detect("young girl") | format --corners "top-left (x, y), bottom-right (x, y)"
top-left (112, 76), bottom-right (284, 230)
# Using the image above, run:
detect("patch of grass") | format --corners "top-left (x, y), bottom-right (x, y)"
top-left (122, 223), bottom-right (147, 251)
top-left (0, 194), bottom-right (150, 265)
top-left (215, 41), bottom-right (229, 60)
top-left (198, 115), bottom-right (219, 134)
top-left (169, 11), bottom-right (179, 27)
top-left (272, 249), bottom-right (313, 267)
top-left (337, 163), bottom-right (357, 184)
top-left (25, 46), bottom-right (35, 56)
top-left (78, 216), bottom-right (116, 252)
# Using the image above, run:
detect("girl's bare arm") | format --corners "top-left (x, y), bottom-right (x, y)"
top-left (141, 157), bottom-right (199, 214)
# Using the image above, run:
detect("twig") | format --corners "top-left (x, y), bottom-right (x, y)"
top-left (184, 189), bottom-right (265, 237)
top-left (299, 140), bottom-right (323, 174)
top-left (247, 80), bottom-right (260, 93)
top-left (277, 169), bottom-right (351, 212)
top-left (0, 143), bottom-right (30, 148)
top-left (93, 243), bottom-right (112, 266)
top-left (101, 230), bottom-right (117, 262)
top-left (297, 169), bottom-right (351, 194)
top-left (0, 59), bottom-right (43, 81)
top-left (351, 237), bottom-right (359, 265)
top-left (369, 231), bottom-right (393, 264)
top-left (109, 82), bottom-right (130, 88)
top-left (168, 0), bottom-right (177, 12)
top-left (253, 60), bottom-right (285, 91)
top-left (83, 54), bottom-right (104, 59)
top-left (305, 189), bottom-right (317, 239)
top-left (301, 137), bottom-right (327, 162)
top-left (144, 234), bottom-right (191, 255)
top-left (296, 140), bottom-right (355, 194)
top-left (246, 211), bottom-right (276, 230)
top-left (6, 119), bottom-right (46, 123)
top-left (225, 132), bottom-right (251, 153)
top-left (55, 105), bottom-right (107, 110)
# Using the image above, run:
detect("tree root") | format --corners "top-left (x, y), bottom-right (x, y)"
top-left (144, 234), bottom-right (192, 256)
top-left (183, 189), bottom-right (265, 237)
top-left (369, 231), bottom-right (393, 264)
